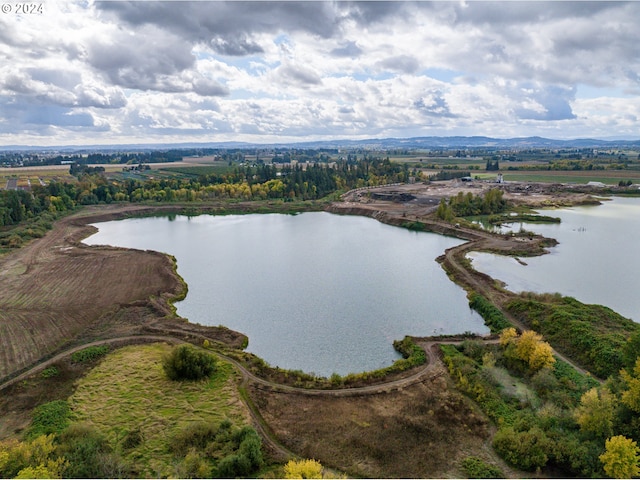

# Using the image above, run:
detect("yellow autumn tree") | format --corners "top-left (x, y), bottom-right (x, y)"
top-left (599, 435), bottom-right (640, 479)
top-left (499, 327), bottom-right (518, 347)
top-left (501, 328), bottom-right (555, 372)
top-left (528, 340), bottom-right (555, 371)
top-left (575, 387), bottom-right (617, 438)
top-left (621, 358), bottom-right (640, 413)
top-left (0, 435), bottom-right (67, 479)
top-left (284, 459), bottom-right (324, 479)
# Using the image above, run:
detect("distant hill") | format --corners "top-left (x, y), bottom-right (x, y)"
top-left (2, 136), bottom-right (640, 153)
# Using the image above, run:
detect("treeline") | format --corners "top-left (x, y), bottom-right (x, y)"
top-left (0, 156), bottom-right (413, 249)
top-left (73, 156), bottom-right (412, 204)
top-left (436, 188), bottom-right (507, 220)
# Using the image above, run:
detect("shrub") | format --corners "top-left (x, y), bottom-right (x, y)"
top-left (0, 435), bottom-right (67, 479)
top-left (170, 422), bottom-right (219, 456)
top-left (215, 454), bottom-right (251, 478)
top-left (71, 345), bottom-right (110, 363)
top-left (460, 456), bottom-right (503, 478)
top-left (25, 401), bottom-right (70, 439)
top-left (40, 366), bottom-right (59, 378)
top-left (468, 293), bottom-right (511, 333)
top-left (57, 424), bottom-right (128, 478)
top-left (283, 459), bottom-right (324, 479)
top-left (162, 345), bottom-right (217, 381)
top-left (493, 426), bottom-right (551, 471)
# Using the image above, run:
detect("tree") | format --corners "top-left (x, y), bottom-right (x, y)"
top-left (599, 435), bottom-right (640, 479)
top-left (621, 358), bottom-right (640, 413)
top-left (501, 328), bottom-right (555, 373)
top-left (284, 459), bottom-right (324, 479)
top-left (528, 340), bottom-right (556, 371)
top-left (0, 435), bottom-right (67, 479)
top-left (492, 426), bottom-right (551, 471)
top-left (623, 331), bottom-right (640, 369)
top-left (575, 388), bottom-right (617, 438)
top-left (499, 327), bottom-right (518, 347)
top-left (162, 344), bottom-right (217, 381)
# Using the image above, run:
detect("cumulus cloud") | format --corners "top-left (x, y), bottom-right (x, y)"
top-left (330, 41), bottom-right (363, 58)
top-left (377, 55), bottom-right (420, 75)
top-left (1, 1), bottom-right (640, 144)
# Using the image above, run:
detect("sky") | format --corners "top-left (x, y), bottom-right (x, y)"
top-left (1, 1), bottom-right (640, 146)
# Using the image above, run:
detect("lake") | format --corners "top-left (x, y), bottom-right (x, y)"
top-left (468, 196), bottom-right (640, 321)
top-left (84, 212), bottom-right (487, 376)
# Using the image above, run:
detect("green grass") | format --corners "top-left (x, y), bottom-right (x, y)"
top-left (68, 343), bottom-right (249, 477)
top-left (485, 366), bottom-right (540, 407)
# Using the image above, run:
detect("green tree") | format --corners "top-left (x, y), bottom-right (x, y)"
top-left (575, 387), bottom-right (617, 438)
top-left (492, 426), bottom-right (551, 471)
top-left (599, 435), bottom-right (640, 479)
top-left (162, 344), bottom-right (217, 381)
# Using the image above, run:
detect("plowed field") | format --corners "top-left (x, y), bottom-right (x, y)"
top-left (0, 205), bottom-right (230, 382)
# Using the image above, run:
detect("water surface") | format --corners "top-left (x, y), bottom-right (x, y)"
top-left (468, 196), bottom-right (640, 321)
top-left (85, 212), bottom-right (487, 376)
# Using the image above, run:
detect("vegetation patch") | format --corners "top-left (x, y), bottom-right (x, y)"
top-left (71, 345), bottom-right (110, 363)
top-left (460, 456), bottom-right (503, 478)
top-left (442, 331), bottom-right (640, 477)
top-left (25, 400), bottom-right (71, 440)
top-left (162, 344), bottom-right (217, 381)
top-left (506, 293), bottom-right (640, 378)
top-left (68, 343), bottom-right (250, 477)
top-left (487, 213), bottom-right (561, 225)
top-left (468, 292), bottom-right (512, 333)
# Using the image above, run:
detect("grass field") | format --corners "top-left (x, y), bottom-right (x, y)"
top-left (68, 343), bottom-right (250, 477)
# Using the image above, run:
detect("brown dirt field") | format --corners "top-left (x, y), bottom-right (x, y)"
top-left (248, 372), bottom-right (512, 478)
top-left (0, 204), bottom-right (246, 383)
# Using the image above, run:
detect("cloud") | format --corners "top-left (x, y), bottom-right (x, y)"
top-left (210, 36), bottom-right (264, 56)
top-left (414, 90), bottom-right (456, 118)
top-left (377, 55), bottom-right (420, 75)
top-left (330, 41), bottom-right (362, 58)
top-left (514, 85), bottom-right (577, 121)
top-left (2, 0), bottom-right (640, 145)
top-left (274, 63), bottom-right (322, 87)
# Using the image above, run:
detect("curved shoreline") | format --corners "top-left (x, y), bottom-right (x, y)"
top-left (0, 190), bottom-right (600, 386)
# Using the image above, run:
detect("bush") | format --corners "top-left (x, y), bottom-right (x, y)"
top-left (493, 426), bottom-right (551, 471)
top-left (162, 345), bottom-right (217, 381)
top-left (57, 424), bottom-right (129, 478)
top-left (170, 422), bottom-right (219, 456)
top-left (468, 293), bottom-right (511, 333)
top-left (460, 456), bottom-right (503, 478)
top-left (71, 345), bottom-right (110, 363)
top-left (25, 401), bottom-right (70, 439)
top-left (215, 454), bottom-right (251, 478)
top-left (40, 366), bottom-right (59, 378)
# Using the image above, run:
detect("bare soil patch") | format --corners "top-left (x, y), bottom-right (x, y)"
top-left (248, 372), bottom-right (510, 478)
top-left (0, 204), bottom-right (246, 383)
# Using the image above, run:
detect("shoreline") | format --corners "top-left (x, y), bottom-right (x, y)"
top-left (0, 185), bottom-right (622, 385)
